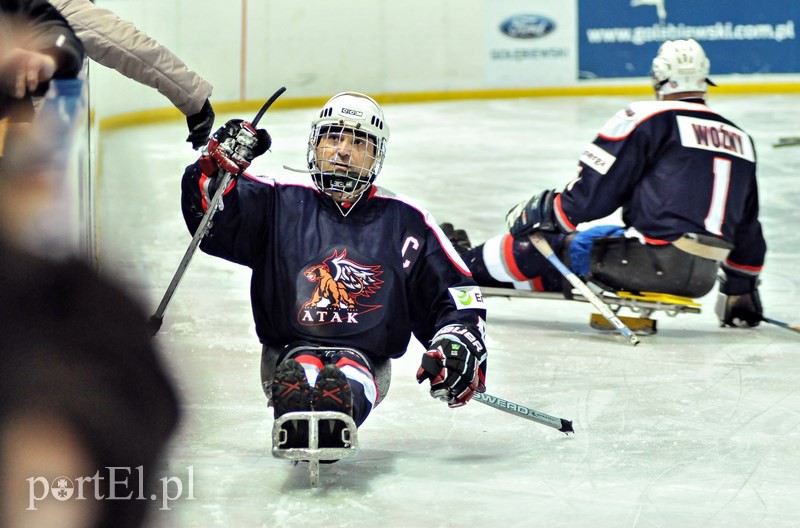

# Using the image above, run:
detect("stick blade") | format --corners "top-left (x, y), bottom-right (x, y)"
top-left (773, 137), bottom-right (800, 148)
top-left (590, 313), bottom-right (657, 336)
top-left (559, 419), bottom-right (574, 435)
top-left (148, 315), bottom-right (163, 337)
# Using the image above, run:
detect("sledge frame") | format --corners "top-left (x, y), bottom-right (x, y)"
top-left (272, 411), bottom-right (359, 487)
top-left (481, 286), bottom-right (701, 335)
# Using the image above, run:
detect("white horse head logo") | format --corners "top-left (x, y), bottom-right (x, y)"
top-left (631, 0), bottom-right (667, 23)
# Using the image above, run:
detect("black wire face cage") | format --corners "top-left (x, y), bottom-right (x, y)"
top-left (308, 124), bottom-right (383, 200)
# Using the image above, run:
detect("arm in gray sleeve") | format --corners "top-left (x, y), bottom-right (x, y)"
top-left (48, 0), bottom-right (212, 115)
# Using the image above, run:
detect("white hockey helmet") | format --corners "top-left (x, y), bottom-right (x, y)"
top-left (650, 39), bottom-right (716, 99)
top-left (307, 92), bottom-right (389, 202)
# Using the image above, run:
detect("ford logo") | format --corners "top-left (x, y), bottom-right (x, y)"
top-left (500, 14), bottom-right (556, 39)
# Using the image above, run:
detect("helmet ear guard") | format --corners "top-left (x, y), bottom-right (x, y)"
top-left (650, 39), bottom-right (716, 99)
top-left (307, 92), bottom-right (389, 207)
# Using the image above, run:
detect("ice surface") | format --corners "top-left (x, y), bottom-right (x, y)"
top-left (96, 95), bottom-right (800, 527)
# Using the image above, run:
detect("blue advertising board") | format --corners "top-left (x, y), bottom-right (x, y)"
top-left (579, 0), bottom-right (799, 79)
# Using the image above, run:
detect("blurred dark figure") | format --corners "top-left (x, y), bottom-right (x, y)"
top-left (0, 13), bottom-right (179, 527)
top-left (0, 239), bottom-right (181, 528)
top-left (0, 0), bottom-right (84, 123)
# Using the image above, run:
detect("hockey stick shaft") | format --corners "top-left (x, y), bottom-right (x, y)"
top-left (149, 170), bottom-right (234, 333)
top-left (149, 87), bottom-right (286, 335)
top-left (762, 316), bottom-right (800, 334)
top-left (529, 232), bottom-right (640, 346)
top-left (472, 392), bottom-right (573, 434)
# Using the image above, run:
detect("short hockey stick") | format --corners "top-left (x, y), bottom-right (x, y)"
top-left (472, 392), bottom-right (574, 434)
top-left (529, 232), bottom-right (640, 346)
top-left (762, 316), bottom-right (800, 334)
top-left (149, 87), bottom-right (287, 335)
top-left (773, 137), bottom-right (800, 148)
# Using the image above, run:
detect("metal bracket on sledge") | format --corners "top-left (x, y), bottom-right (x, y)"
top-left (272, 411), bottom-right (359, 487)
top-left (481, 286), bottom-right (702, 335)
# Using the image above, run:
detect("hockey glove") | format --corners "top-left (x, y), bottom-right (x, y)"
top-left (440, 222), bottom-right (472, 256)
top-left (416, 325), bottom-right (487, 408)
top-left (715, 270), bottom-right (763, 328)
top-left (200, 119), bottom-right (271, 175)
top-left (186, 99), bottom-right (216, 150)
top-left (506, 189), bottom-right (559, 238)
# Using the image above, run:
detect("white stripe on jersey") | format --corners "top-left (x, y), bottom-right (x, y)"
top-left (483, 234), bottom-right (517, 283)
top-left (339, 364), bottom-right (378, 408)
top-left (598, 100), bottom-right (717, 140)
top-left (300, 362), bottom-right (321, 388)
top-left (372, 186), bottom-right (472, 275)
top-left (481, 234), bottom-right (534, 290)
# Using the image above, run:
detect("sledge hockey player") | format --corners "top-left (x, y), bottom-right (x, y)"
top-left (181, 92), bottom-right (487, 454)
top-left (445, 39), bottom-right (766, 329)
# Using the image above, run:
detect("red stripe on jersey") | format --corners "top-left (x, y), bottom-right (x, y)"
top-left (533, 276), bottom-right (545, 291)
top-left (295, 354), bottom-right (324, 371)
top-left (642, 236), bottom-right (670, 245)
top-left (502, 234), bottom-right (528, 281)
top-left (431, 227), bottom-right (473, 277)
top-left (724, 259), bottom-right (763, 274)
top-left (334, 357), bottom-right (372, 376)
top-left (597, 102), bottom-right (718, 141)
top-left (198, 169), bottom-right (239, 211)
top-left (554, 194), bottom-right (576, 232)
top-left (197, 173), bottom-right (210, 211)
top-left (334, 356), bottom-right (380, 403)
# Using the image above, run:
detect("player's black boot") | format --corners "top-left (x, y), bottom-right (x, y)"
top-left (312, 365), bottom-right (353, 449)
top-left (271, 359), bottom-right (311, 448)
top-left (440, 222), bottom-right (472, 256)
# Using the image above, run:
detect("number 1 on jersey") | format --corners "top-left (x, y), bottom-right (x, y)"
top-left (704, 157), bottom-right (731, 236)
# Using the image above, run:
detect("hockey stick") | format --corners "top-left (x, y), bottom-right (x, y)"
top-left (773, 137), bottom-right (800, 148)
top-left (149, 87), bottom-right (287, 335)
top-left (762, 316), bottom-right (800, 335)
top-left (472, 392), bottom-right (574, 434)
top-left (529, 232), bottom-right (640, 346)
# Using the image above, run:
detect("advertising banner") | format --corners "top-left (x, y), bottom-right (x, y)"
top-left (579, 0), bottom-right (799, 79)
top-left (483, 0), bottom-right (578, 87)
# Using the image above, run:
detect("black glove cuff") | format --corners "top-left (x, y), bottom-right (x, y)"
top-left (720, 270), bottom-right (757, 295)
top-left (187, 99), bottom-right (213, 128)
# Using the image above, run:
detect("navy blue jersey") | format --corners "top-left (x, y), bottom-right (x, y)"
top-left (181, 162), bottom-right (487, 361)
top-left (553, 99), bottom-right (766, 276)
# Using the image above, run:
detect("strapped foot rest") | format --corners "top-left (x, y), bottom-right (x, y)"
top-left (272, 411), bottom-right (359, 487)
